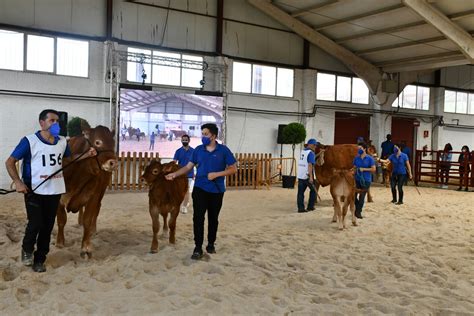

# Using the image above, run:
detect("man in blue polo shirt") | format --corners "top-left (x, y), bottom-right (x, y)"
top-left (388, 144), bottom-right (413, 205)
top-left (353, 142), bottom-right (376, 219)
top-left (173, 134), bottom-right (194, 214)
top-left (166, 123), bottom-right (237, 260)
top-left (297, 138), bottom-right (317, 213)
top-left (5, 109), bottom-right (95, 273)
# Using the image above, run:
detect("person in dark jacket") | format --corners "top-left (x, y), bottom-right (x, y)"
top-left (457, 145), bottom-right (471, 192)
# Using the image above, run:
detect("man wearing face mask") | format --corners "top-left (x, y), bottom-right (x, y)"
top-left (166, 123), bottom-right (237, 260)
top-left (5, 109), bottom-right (95, 272)
top-left (388, 144), bottom-right (412, 205)
top-left (173, 134), bottom-right (194, 214)
top-left (353, 143), bottom-right (376, 219)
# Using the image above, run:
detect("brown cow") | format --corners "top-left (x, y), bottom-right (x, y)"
top-left (140, 160), bottom-right (188, 253)
top-left (329, 169), bottom-right (357, 230)
top-left (56, 126), bottom-right (117, 259)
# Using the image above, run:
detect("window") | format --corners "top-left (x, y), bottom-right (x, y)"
top-left (336, 76), bottom-right (351, 102)
top-left (184, 114), bottom-right (198, 121)
top-left (252, 64), bottom-right (276, 95)
top-left (232, 62), bottom-right (252, 93)
top-left (153, 51), bottom-right (180, 86)
top-left (231, 61), bottom-right (294, 97)
top-left (127, 47), bottom-right (152, 83)
top-left (202, 115), bottom-right (216, 122)
top-left (27, 35), bottom-right (54, 72)
top-left (316, 73), bottom-right (336, 101)
top-left (56, 38), bottom-right (89, 77)
top-left (444, 89), bottom-right (474, 114)
top-left (352, 78), bottom-right (369, 104)
top-left (277, 68), bottom-right (294, 97)
top-left (167, 114), bottom-right (181, 120)
top-left (181, 54), bottom-right (203, 88)
top-left (0, 30), bottom-right (23, 71)
top-left (392, 85), bottom-right (430, 110)
top-left (150, 113), bottom-right (163, 120)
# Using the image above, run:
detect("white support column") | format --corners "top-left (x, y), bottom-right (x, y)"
top-left (403, 0), bottom-right (474, 63)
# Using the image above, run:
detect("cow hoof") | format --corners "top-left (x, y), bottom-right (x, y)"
top-left (338, 227), bottom-right (344, 231)
top-left (368, 199), bottom-right (374, 203)
top-left (80, 251), bottom-right (92, 259)
top-left (332, 219), bottom-right (337, 223)
top-left (56, 242), bottom-right (64, 249)
top-left (149, 249), bottom-right (158, 254)
top-left (352, 222), bottom-right (358, 226)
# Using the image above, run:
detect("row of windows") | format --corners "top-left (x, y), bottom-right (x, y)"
top-left (131, 112), bottom-right (215, 122)
top-left (316, 73), bottom-right (370, 104)
top-left (392, 85), bottom-right (430, 111)
top-left (232, 62), bottom-right (294, 97)
top-left (126, 48), bottom-right (203, 88)
top-left (0, 29), bottom-right (89, 77)
top-left (444, 90), bottom-right (474, 115)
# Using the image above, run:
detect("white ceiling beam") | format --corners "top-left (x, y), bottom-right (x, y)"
top-left (383, 56), bottom-right (469, 73)
top-left (375, 51), bottom-right (463, 66)
top-left (402, 0), bottom-right (474, 62)
top-left (247, 0), bottom-right (381, 93)
top-left (356, 30), bottom-right (474, 56)
top-left (314, 4), bottom-right (405, 31)
top-left (290, 0), bottom-right (339, 18)
top-left (335, 9), bottom-right (474, 44)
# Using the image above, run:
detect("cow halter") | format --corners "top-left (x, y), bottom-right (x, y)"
top-left (84, 137), bottom-right (115, 170)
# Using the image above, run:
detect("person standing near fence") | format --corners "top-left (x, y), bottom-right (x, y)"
top-left (388, 144), bottom-right (412, 205)
top-left (296, 139), bottom-right (317, 213)
top-left (166, 123), bottom-right (237, 260)
top-left (440, 143), bottom-right (453, 189)
top-left (149, 132), bottom-right (156, 151)
top-left (457, 145), bottom-right (471, 192)
top-left (173, 134), bottom-right (194, 214)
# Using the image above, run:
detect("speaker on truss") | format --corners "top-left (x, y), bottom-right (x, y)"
top-left (277, 124), bottom-right (287, 144)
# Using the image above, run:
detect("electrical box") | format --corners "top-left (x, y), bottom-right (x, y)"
top-left (381, 80), bottom-right (398, 93)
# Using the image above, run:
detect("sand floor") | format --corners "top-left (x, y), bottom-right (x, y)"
top-left (0, 185), bottom-right (473, 315)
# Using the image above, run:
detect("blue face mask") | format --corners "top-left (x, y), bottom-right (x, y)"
top-left (201, 136), bottom-right (211, 146)
top-left (394, 147), bottom-right (399, 154)
top-left (358, 148), bottom-right (364, 155)
top-left (49, 122), bottom-right (60, 137)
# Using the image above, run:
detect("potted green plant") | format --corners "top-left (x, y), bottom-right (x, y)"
top-left (281, 122), bottom-right (306, 188)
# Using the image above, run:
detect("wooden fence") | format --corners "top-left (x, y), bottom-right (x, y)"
top-left (107, 152), bottom-right (296, 191)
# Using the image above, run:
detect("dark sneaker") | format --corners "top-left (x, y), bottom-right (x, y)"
top-left (456, 187), bottom-right (462, 191)
top-left (191, 247), bottom-right (203, 260)
top-left (307, 207), bottom-right (315, 211)
top-left (32, 262), bottom-right (46, 273)
top-left (355, 213), bottom-right (363, 219)
top-left (465, 188), bottom-right (469, 192)
top-left (206, 244), bottom-right (216, 254)
top-left (391, 200), bottom-right (397, 203)
top-left (297, 209), bottom-right (308, 213)
top-left (21, 249), bottom-right (33, 266)
top-left (396, 201), bottom-right (404, 205)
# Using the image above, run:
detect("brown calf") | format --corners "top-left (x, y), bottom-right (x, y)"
top-left (140, 160), bottom-right (188, 253)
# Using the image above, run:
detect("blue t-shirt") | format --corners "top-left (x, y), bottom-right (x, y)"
top-left (381, 140), bottom-right (395, 158)
top-left (353, 155), bottom-right (375, 184)
top-left (402, 146), bottom-right (411, 159)
top-left (389, 152), bottom-right (409, 175)
top-left (305, 149), bottom-right (316, 164)
top-left (173, 146), bottom-right (195, 178)
top-left (10, 131), bottom-right (71, 186)
top-left (190, 143), bottom-right (237, 193)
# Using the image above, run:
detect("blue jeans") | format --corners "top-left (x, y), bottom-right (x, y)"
top-left (391, 174), bottom-right (407, 203)
top-left (355, 180), bottom-right (370, 214)
top-left (297, 179), bottom-right (316, 211)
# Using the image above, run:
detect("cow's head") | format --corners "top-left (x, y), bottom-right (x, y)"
top-left (83, 125), bottom-right (118, 172)
top-left (140, 160), bottom-right (178, 185)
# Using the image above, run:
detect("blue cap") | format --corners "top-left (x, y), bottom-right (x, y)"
top-left (306, 138), bottom-right (317, 145)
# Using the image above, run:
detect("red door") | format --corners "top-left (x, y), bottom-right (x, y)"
top-left (334, 112), bottom-right (370, 144)
top-left (391, 117), bottom-right (415, 162)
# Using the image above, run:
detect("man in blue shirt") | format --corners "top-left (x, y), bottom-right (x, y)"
top-left (173, 134), bottom-right (194, 214)
top-left (388, 144), bottom-right (413, 205)
top-left (297, 139), bottom-right (317, 213)
top-left (381, 134), bottom-right (394, 159)
top-left (166, 123), bottom-right (237, 260)
top-left (149, 131), bottom-right (156, 150)
top-left (353, 143), bottom-right (376, 219)
top-left (4, 109), bottom-right (95, 272)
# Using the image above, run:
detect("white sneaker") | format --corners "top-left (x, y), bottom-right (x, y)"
top-left (181, 206), bottom-right (188, 214)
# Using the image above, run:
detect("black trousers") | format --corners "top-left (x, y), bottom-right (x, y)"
top-left (22, 193), bottom-right (61, 263)
top-left (390, 174), bottom-right (407, 203)
top-left (192, 186), bottom-right (224, 249)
